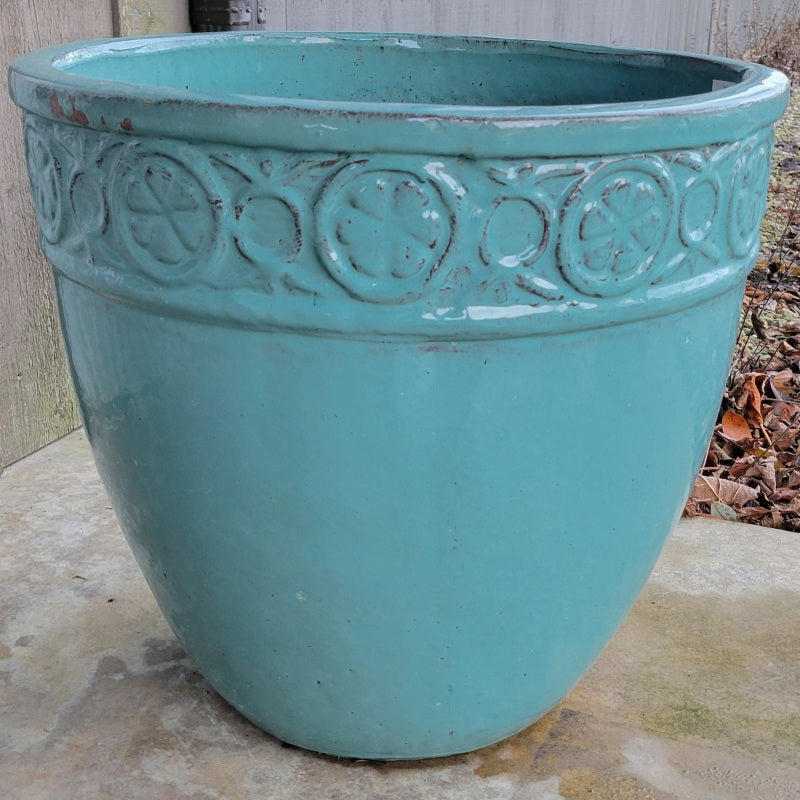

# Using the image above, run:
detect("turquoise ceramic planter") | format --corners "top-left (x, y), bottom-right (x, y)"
top-left (10, 32), bottom-right (788, 759)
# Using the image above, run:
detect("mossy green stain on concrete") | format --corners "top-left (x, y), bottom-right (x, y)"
top-left (644, 697), bottom-right (800, 763)
top-left (581, 584), bottom-right (800, 768)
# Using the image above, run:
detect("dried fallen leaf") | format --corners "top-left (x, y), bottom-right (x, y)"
top-left (738, 373), bottom-right (766, 427)
top-left (782, 497), bottom-right (800, 514)
top-left (683, 498), bottom-right (701, 517)
top-left (728, 457), bottom-right (755, 478)
top-left (709, 441), bottom-right (733, 465)
top-left (766, 401), bottom-right (800, 425)
top-left (721, 409), bottom-right (751, 441)
top-left (770, 367), bottom-right (798, 396)
top-left (690, 475), bottom-right (760, 506)
top-left (773, 423), bottom-right (800, 450)
top-left (786, 470), bottom-right (800, 488)
top-left (739, 506), bottom-right (771, 520)
top-left (745, 283), bottom-right (766, 299)
top-left (763, 290), bottom-right (800, 302)
top-left (744, 457), bottom-right (778, 496)
top-left (710, 500), bottom-right (740, 521)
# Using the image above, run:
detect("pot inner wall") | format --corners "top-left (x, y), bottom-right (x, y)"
top-left (59, 35), bottom-right (740, 106)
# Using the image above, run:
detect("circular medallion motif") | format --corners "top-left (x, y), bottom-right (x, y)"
top-left (727, 134), bottom-right (771, 258)
top-left (558, 157), bottom-right (675, 297)
top-left (679, 177), bottom-right (719, 247)
top-left (236, 193), bottom-right (301, 264)
top-left (110, 147), bottom-right (219, 281)
top-left (24, 126), bottom-right (64, 244)
top-left (70, 171), bottom-right (107, 239)
top-left (677, 174), bottom-right (722, 268)
top-left (315, 165), bottom-right (452, 304)
top-left (480, 197), bottom-right (549, 269)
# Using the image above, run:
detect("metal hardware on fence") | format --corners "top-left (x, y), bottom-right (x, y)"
top-left (189, 1), bottom-right (270, 32)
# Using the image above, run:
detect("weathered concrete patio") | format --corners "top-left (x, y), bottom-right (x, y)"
top-left (1, 429), bottom-right (799, 799)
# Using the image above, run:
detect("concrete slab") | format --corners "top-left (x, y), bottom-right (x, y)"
top-left (1, 430), bottom-right (799, 799)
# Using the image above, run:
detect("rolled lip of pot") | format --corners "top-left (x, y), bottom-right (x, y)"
top-left (8, 31), bottom-right (790, 157)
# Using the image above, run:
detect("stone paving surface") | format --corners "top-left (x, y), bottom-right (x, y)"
top-left (1, 430), bottom-right (799, 799)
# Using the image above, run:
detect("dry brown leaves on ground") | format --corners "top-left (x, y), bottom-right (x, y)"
top-left (685, 84), bottom-right (800, 530)
top-left (685, 364), bottom-right (800, 530)
top-left (685, 141), bottom-right (800, 531)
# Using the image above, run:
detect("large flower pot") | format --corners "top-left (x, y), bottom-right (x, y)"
top-left (9, 32), bottom-right (788, 759)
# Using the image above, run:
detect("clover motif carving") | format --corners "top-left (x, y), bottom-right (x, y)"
top-left (727, 133), bottom-right (772, 258)
top-left (24, 125), bottom-right (64, 244)
top-left (558, 157), bottom-right (675, 297)
top-left (316, 165), bottom-right (452, 304)
top-left (110, 146), bottom-right (221, 281)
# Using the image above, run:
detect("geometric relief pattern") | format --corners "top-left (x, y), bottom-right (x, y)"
top-left (558, 156), bottom-right (675, 297)
top-left (110, 147), bottom-right (221, 281)
top-left (25, 113), bottom-right (774, 330)
top-left (24, 124), bottom-right (65, 244)
top-left (316, 162), bottom-right (453, 304)
top-left (727, 132), bottom-right (772, 259)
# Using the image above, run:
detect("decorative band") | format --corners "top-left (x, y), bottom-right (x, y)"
top-left (25, 116), bottom-right (771, 337)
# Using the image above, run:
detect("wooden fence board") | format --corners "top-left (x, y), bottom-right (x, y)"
top-left (280, 0), bottom-right (793, 54)
top-left (0, 0), bottom-right (115, 469)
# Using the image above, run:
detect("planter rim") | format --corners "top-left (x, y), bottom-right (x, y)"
top-left (8, 31), bottom-right (790, 157)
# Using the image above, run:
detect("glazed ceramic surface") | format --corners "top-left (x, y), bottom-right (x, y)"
top-left (9, 32), bottom-right (788, 759)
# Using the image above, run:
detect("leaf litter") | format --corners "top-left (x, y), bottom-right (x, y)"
top-left (684, 59), bottom-right (800, 531)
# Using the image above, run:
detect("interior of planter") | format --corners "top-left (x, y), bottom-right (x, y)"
top-left (58, 34), bottom-right (746, 107)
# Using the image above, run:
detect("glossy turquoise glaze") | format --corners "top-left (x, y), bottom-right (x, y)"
top-left (9, 32), bottom-right (788, 759)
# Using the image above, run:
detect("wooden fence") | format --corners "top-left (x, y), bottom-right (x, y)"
top-left (0, 0), bottom-right (795, 467)
top-left (268, 0), bottom-right (795, 56)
